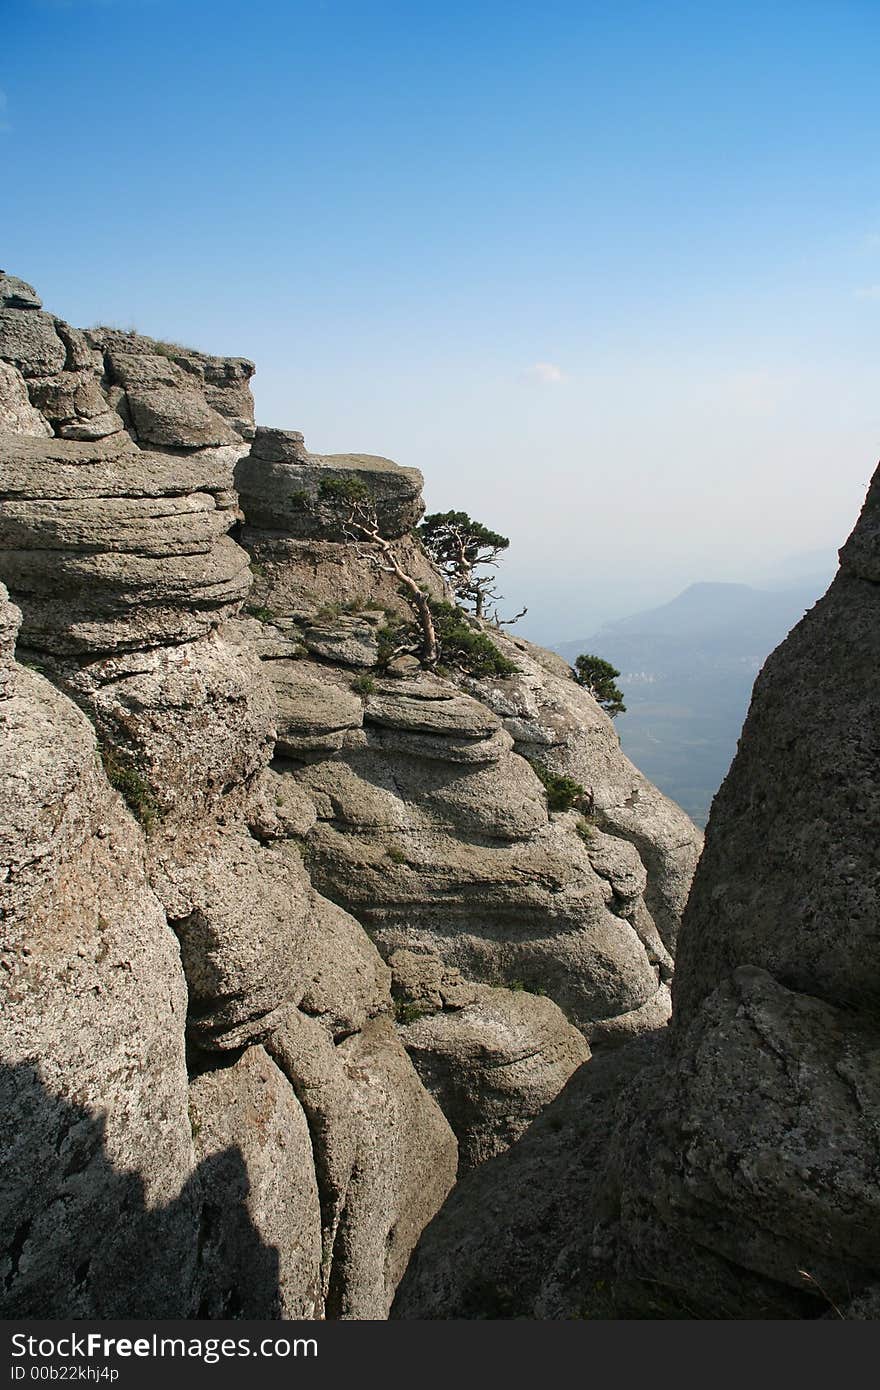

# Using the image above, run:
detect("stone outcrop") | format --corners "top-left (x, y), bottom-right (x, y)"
top-left (393, 461), bottom-right (880, 1320)
top-left (2, 270), bottom-right (712, 1320)
top-left (0, 584), bottom-right (199, 1317)
top-left (0, 278), bottom-right (457, 1319)
top-left (235, 434), bottom-right (700, 1095)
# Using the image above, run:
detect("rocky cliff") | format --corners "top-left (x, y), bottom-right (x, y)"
top-left (0, 271), bottom-right (702, 1316)
top-left (394, 461), bottom-right (880, 1319)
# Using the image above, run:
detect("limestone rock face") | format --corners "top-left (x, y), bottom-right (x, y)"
top-left (232, 424), bottom-right (703, 1177)
top-left (188, 1046), bottom-right (323, 1319)
top-left (268, 1009), bottom-right (457, 1317)
top-left (1, 433), bottom-right (250, 655)
top-left (58, 632), bottom-right (276, 819)
top-left (0, 272), bottom-right (42, 310)
top-left (0, 279), bottom-right (458, 1320)
top-left (236, 426), bottom-right (424, 538)
top-left (0, 592), bottom-right (199, 1317)
top-left (395, 463), bottom-right (880, 1320)
top-left (392, 1031), bottom-right (663, 1320)
top-left (0, 308), bottom-right (67, 378)
top-left (0, 362), bottom-right (53, 437)
top-left (327, 1017), bottom-right (459, 1318)
top-left (84, 326), bottom-right (256, 443)
top-left (465, 631), bottom-right (702, 954)
top-left (396, 980), bottom-right (590, 1170)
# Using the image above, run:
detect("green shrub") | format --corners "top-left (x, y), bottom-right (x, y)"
top-left (428, 601), bottom-right (518, 678)
top-left (575, 815), bottom-right (601, 845)
top-left (507, 978), bottom-right (547, 996)
top-left (385, 844), bottom-right (408, 864)
top-left (527, 758), bottom-right (589, 813)
top-left (393, 999), bottom-right (430, 1025)
top-left (245, 605), bottom-right (276, 624)
top-left (376, 618), bottom-right (411, 666)
top-left (314, 601), bottom-right (345, 622)
top-left (318, 474), bottom-right (370, 504)
top-left (352, 674), bottom-right (377, 697)
top-left (572, 653), bottom-right (626, 717)
top-left (98, 742), bottom-right (158, 832)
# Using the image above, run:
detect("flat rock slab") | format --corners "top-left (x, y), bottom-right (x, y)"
top-left (364, 687), bottom-right (500, 739)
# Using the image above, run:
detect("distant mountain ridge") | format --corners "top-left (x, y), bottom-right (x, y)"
top-left (554, 578), bottom-right (829, 826)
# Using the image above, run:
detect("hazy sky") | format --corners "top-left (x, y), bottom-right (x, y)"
top-left (3, 0), bottom-right (879, 640)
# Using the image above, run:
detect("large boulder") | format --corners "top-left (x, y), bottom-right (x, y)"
top-left (235, 426), bottom-right (424, 539)
top-left (395, 462), bottom-right (880, 1320)
top-left (674, 463), bottom-right (880, 1021)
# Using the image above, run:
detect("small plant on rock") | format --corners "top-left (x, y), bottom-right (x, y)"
top-left (527, 758), bottom-right (589, 813)
top-left (245, 605), bottom-right (276, 624)
top-left (393, 998), bottom-right (430, 1025)
top-left (98, 742), bottom-right (158, 833)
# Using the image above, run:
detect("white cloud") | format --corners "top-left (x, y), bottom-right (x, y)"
top-left (524, 361), bottom-right (566, 384)
top-left (855, 284), bottom-right (880, 301)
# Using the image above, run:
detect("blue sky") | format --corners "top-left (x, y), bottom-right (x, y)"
top-left (3, 0), bottom-right (879, 637)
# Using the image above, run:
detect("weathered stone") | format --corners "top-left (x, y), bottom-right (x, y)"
top-left (0, 660), bottom-right (198, 1318)
top-left (57, 411), bottom-right (123, 441)
top-left (392, 1032), bottom-right (663, 1320)
top-left (0, 309), bottom-right (66, 377)
top-left (224, 614), bottom-right (306, 660)
top-left (0, 362), bottom-right (52, 436)
top-left (246, 766), bottom-right (319, 842)
top-left (270, 659), bottom-right (364, 756)
top-left (467, 631), bottom-right (703, 954)
top-left (301, 819), bottom-right (664, 1037)
top-left (327, 1018), bottom-right (458, 1318)
top-left (0, 272), bottom-right (42, 310)
top-left (189, 1046), bottom-right (323, 1318)
top-left (674, 471), bottom-right (880, 1022)
top-left (0, 583), bottom-right (19, 695)
top-left (396, 464), bottom-right (880, 1322)
top-left (266, 1009), bottom-right (360, 1297)
top-left (235, 429), bottom-right (424, 540)
top-left (246, 425), bottom-right (309, 464)
top-left (0, 275), bottom-right (473, 1326)
top-left (303, 617), bottom-right (379, 667)
top-left (27, 369), bottom-right (110, 427)
top-left (241, 531), bottom-right (445, 620)
top-left (85, 328), bottom-right (256, 441)
top-left (56, 632), bottom-right (275, 818)
top-left (150, 825), bottom-right (311, 1048)
top-left (397, 984), bottom-right (590, 1170)
top-left (598, 969), bottom-right (880, 1314)
top-left (297, 892), bottom-right (391, 1039)
top-left (5, 535), bottom-right (251, 655)
top-left (389, 949), bottom-right (478, 1012)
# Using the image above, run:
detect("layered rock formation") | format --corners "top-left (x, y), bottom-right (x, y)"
top-left (394, 462), bottom-right (880, 1320)
top-left (1, 269), bottom-right (709, 1318)
top-left (231, 422), bottom-right (702, 1167)
top-left (0, 275), bottom-right (457, 1318)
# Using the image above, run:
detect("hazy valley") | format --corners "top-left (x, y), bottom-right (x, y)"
top-left (554, 575), bottom-right (833, 826)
